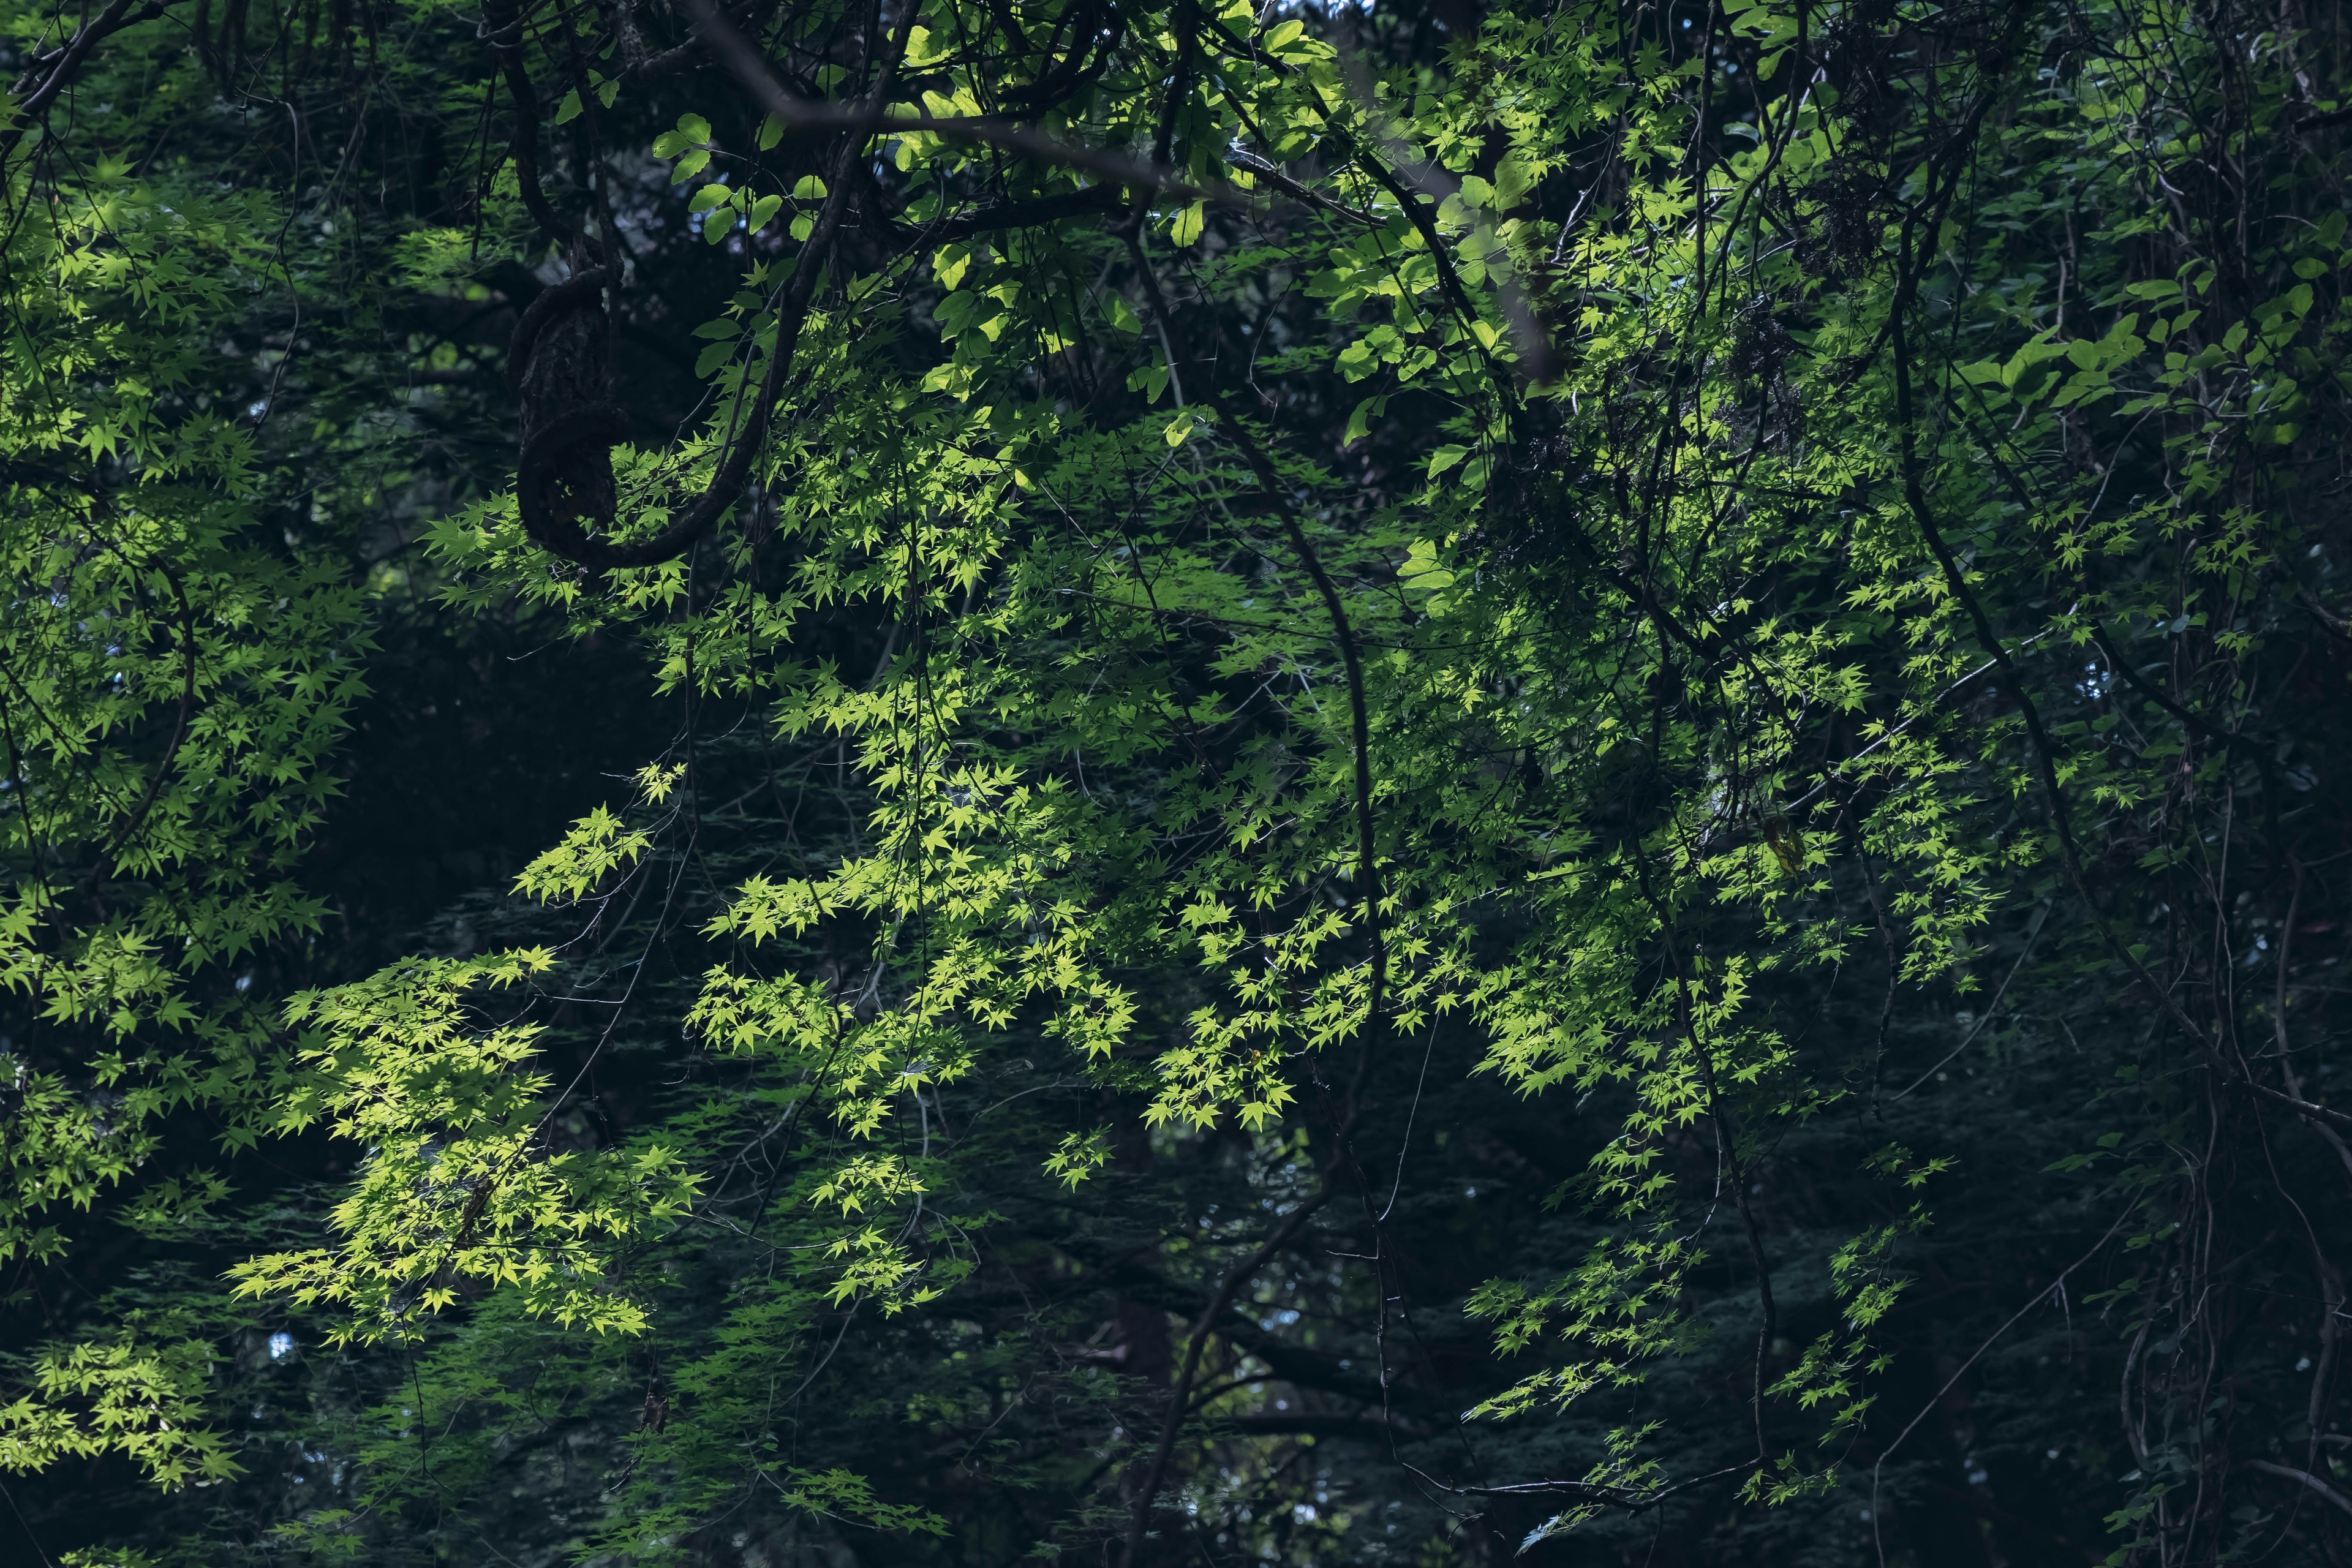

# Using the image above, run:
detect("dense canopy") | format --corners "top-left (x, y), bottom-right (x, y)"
top-left (4, 0), bottom-right (2352, 1561)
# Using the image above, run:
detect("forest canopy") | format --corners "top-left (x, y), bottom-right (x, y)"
top-left (4, 0), bottom-right (2351, 1561)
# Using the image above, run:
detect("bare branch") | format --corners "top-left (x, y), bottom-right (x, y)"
top-left (2246, 1460), bottom-right (2352, 1520)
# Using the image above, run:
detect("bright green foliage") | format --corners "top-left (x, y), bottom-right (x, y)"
top-left (0, 1328), bottom-right (236, 1488)
top-left (5, 0), bottom-right (2351, 1558)
top-left (228, 952), bottom-right (699, 1340)
top-left (1, 124), bottom-right (368, 1488)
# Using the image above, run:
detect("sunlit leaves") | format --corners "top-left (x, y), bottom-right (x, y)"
top-left (228, 955), bottom-right (698, 1342)
top-left (0, 1332), bottom-right (238, 1490)
top-left (0, 170), bottom-right (366, 1292)
top-left (4, 0), bottom-right (2332, 1548)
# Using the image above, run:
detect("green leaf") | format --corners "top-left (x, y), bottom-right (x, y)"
top-left (935, 243), bottom-right (973, 290)
top-left (1125, 363), bottom-right (1171, 403)
top-left (1493, 156), bottom-right (1535, 207)
top-left (1398, 539), bottom-right (1454, 590)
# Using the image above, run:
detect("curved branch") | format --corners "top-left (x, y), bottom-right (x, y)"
top-left (4, 0), bottom-right (171, 159)
top-left (1225, 31), bottom-right (1556, 385)
top-left (679, 0), bottom-right (1254, 207)
top-left (2245, 1459), bottom-right (2352, 1520)
top-left (1867, 1208), bottom-right (2134, 1550)
top-left (481, 0), bottom-right (578, 248)
top-left (1123, 235), bottom-right (1385, 1036)
top-left (1115, 236), bottom-right (1405, 1562)
top-left (517, 191), bottom-right (850, 570)
top-left (505, 265), bottom-right (611, 390)
top-left (516, 0), bottom-right (903, 570)
top-left (1227, 151), bottom-right (1382, 228)
top-left (1436, 1458), bottom-right (1762, 1509)
top-left (0, 466), bottom-right (201, 880)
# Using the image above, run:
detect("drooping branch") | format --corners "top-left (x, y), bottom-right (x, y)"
top-left (1333, 56), bottom-right (1561, 386)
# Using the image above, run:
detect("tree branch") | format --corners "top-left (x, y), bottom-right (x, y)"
top-left (679, 0), bottom-right (1253, 207)
top-left (1120, 1193), bottom-right (1331, 1567)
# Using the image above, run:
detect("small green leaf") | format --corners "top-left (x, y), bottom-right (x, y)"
top-left (552, 88), bottom-right (583, 125)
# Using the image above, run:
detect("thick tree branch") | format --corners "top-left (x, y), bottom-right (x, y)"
top-left (4, 0), bottom-right (172, 158)
top-left (679, 0), bottom-right (1253, 207)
